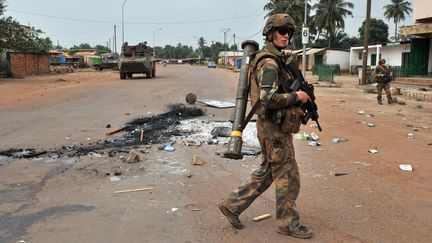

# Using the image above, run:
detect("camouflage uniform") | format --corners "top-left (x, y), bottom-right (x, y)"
top-left (374, 60), bottom-right (393, 104)
top-left (222, 42), bottom-right (304, 231)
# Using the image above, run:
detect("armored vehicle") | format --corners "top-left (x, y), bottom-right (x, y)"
top-left (119, 42), bottom-right (156, 79)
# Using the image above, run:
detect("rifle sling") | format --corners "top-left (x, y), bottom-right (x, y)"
top-left (241, 100), bottom-right (261, 131)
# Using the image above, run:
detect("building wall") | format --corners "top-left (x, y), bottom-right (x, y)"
top-left (325, 50), bottom-right (350, 71)
top-left (350, 44), bottom-right (411, 68)
top-left (414, 0), bottom-right (432, 23)
top-left (381, 44), bottom-right (411, 66)
top-left (8, 53), bottom-right (50, 77)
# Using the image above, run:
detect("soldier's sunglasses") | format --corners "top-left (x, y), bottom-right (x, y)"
top-left (276, 29), bottom-right (290, 36)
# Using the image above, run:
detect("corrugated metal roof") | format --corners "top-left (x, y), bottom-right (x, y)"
top-left (306, 48), bottom-right (326, 55)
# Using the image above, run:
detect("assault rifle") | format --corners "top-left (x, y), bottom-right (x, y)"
top-left (285, 60), bottom-right (322, 132)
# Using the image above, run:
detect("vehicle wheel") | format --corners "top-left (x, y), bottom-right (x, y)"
top-left (146, 72), bottom-right (151, 79)
top-left (112, 66), bottom-right (119, 71)
top-left (120, 72), bottom-right (126, 79)
top-left (127, 73), bottom-right (133, 78)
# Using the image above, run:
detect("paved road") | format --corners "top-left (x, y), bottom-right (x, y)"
top-left (1, 65), bottom-right (431, 242)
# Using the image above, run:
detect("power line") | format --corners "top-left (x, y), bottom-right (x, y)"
top-left (7, 8), bottom-right (263, 25)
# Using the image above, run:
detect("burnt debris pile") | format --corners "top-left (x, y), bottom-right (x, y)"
top-left (123, 104), bottom-right (204, 144)
top-left (0, 104), bottom-right (205, 159)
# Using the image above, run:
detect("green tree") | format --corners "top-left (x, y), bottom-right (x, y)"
top-left (79, 43), bottom-right (92, 49)
top-left (312, 0), bottom-right (354, 48)
top-left (358, 18), bottom-right (389, 45)
top-left (197, 37), bottom-right (206, 50)
top-left (314, 29), bottom-right (361, 49)
top-left (94, 44), bottom-right (110, 54)
top-left (0, 0), bottom-right (5, 16)
top-left (0, 16), bottom-right (52, 53)
top-left (384, 0), bottom-right (412, 40)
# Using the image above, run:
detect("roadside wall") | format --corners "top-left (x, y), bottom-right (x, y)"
top-left (7, 52), bottom-right (50, 77)
top-left (326, 50), bottom-right (350, 71)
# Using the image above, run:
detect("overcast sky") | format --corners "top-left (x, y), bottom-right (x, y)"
top-left (4, 0), bottom-right (413, 52)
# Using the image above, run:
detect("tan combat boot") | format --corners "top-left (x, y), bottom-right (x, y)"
top-left (277, 224), bottom-right (313, 239)
top-left (218, 204), bottom-right (244, 229)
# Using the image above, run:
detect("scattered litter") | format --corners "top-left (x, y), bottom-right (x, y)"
top-left (332, 138), bottom-right (341, 144)
top-left (211, 126), bottom-right (232, 137)
top-left (192, 154), bottom-right (204, 165)
top-left (367, 123), bottom-right (375, 127)
top-left (253, 214), bottom-right (271, 222)
top-left (334, 173), bottom-right (348, 176)
top-left (197, 99), bottom-right (235, 108)
top-left (368, 149), bottom-right (378, 154)
top-left (192, 209), bottom-right (202, 211)
top-left (185, 93), bottom-right (197, 105)
top-left (407, 133), bottom-right (414, 139)
top-left (124, 112), bottom-right (130, 115)
top-left (185, 170), bottom-right (192, 177)
top-left (241, 146), bottom-right (261, 156)
top-left (366, 114), bottom-right (374, 118)
top-left (113, 187), bottom-right (153, 195)
top-left (105, 127), bottom-right (126, 136)
top-left (294, 133), bottom-right (309, 140)
top-left (88, 152), bottom-right (102, 158)
top-left (87, 137), bottom-right (92, 140)
top-left (358, 110), bottom-right (365, 115)
top-left (352, 161), bottom-right (371, 166)
top-left (310, 132), bottom-right (319, 141)
top-left (140, 129), bottom-right (144, 142)
top-left (399, 164), bottom-right (413, 171)
top-left (355, 205), bottom-right (362, 208)
top-left (162, 144), bottom-right (175, 152)
top-left (178, 181), bottom-right (186, 186)
top-left (110, 176), bottom-right (121, 182)
top-left (308, 141), bottom-right (321, 147)
top-left (126, 149), bottom-right (140, 163)
top-left (106, 124), bottom-right (111, 128)
top-left (171, 208), bottom-right (178, 212)
top-left (184, 140), bottom-right (202, 147)
top-left (65, 136), bottom-right (70, 140)
top-left (310, 124), bottom-right (318, 128)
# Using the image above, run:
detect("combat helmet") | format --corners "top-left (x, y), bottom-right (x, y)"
top-left (378, 59), bottom-right (386, 65)
top-left (262, 14), bottom-right (295, 41)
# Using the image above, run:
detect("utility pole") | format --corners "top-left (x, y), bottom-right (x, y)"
top-left (302, 1), bottom-right (308, 77)
top-left (114, 25), bottom-right (117, 54)
top-left (233, 34), bottom-right (236, 63)
top-left (221, 28), bottom-right (230, 69)
top-left (122, 0), bottom-right (127, 45)
top-left (361, 0), bottom-right (371, 85)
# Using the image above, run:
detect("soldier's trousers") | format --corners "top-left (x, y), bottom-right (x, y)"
top-left (377, 82), bottom-right (392, 102)
top-left (223, 118), bottom-right (301, 230)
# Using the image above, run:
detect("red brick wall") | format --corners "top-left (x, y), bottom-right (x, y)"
top-left (8, 53), bottom-right (50, 77)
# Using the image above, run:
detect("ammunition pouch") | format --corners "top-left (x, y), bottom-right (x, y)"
top-left (280, 106), bottom-right (304, 134)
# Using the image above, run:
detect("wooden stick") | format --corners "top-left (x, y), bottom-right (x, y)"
top-left (253, 214), bottom-right (271, 222)
top-left (106, 127), bottom-right (126, 136)
top-left (113, 187), bottom-right (153, 195)
top-left (140, 129), bottom-right (144, 142)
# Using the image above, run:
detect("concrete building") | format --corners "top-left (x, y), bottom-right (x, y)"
top-left (218, 51), bottom-right (243, 67)
top-left (400, 0), bottom-right (432, 75)
top-left (287, 48), bottom-right (350, 72)
top-left (350, 42), bottom-right (411, 73)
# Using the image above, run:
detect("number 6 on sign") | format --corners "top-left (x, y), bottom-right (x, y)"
top-left (302, 27), bottom-right (309, 44)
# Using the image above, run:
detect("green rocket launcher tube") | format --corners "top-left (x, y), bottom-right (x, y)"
top-left (224, 40), bottom-right (259, 159)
